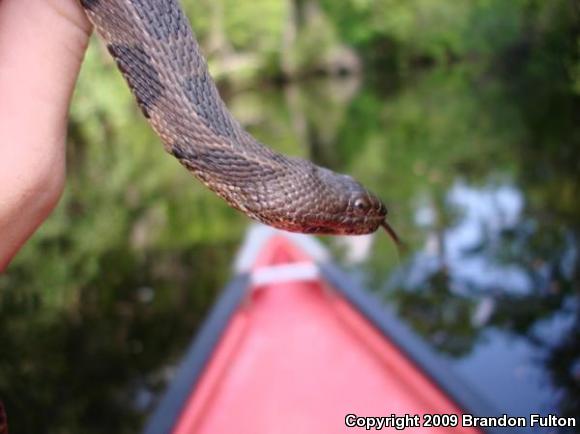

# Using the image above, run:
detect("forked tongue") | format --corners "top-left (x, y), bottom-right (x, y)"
top-left (381, 220), bottom-right (405, 254)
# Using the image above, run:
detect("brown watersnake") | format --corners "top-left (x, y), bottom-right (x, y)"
top-left (79, 0), bottom-right (401, 244)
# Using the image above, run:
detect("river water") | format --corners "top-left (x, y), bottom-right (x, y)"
top-left (0, 58), bottom-right (578, 432)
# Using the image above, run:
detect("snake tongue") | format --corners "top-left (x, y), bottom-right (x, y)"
top-left (381, 220), bottom-right (404, 250)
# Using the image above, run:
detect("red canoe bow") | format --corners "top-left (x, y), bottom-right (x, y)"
top-left (145, 226), bottom-right (499, 434)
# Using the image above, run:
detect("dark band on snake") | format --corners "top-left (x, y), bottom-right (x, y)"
top-left (80, 0), bottom-right (101, 11)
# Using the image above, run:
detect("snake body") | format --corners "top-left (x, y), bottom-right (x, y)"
top-left (79, 0), bottom-right (398, 239)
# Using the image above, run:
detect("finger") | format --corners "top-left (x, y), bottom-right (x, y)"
top-left (0, 0), bottom-right (92, 138)
top-left (0, 0), bottom-right (92, 270)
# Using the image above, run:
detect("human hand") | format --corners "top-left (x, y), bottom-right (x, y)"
top-left (0, 0), bottom-right (91, 271)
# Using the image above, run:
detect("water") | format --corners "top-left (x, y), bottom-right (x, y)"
top-left (0, 54), bottom-right (578, 432)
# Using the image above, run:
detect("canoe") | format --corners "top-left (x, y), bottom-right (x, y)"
top-left (144, 226), bottom-right (503, 434)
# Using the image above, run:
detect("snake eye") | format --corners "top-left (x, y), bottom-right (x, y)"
top-left (353, 197), bottom-right (371, 213)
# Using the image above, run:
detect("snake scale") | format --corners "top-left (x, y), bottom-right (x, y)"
top-left (79, 0), bottom-right (400, 243)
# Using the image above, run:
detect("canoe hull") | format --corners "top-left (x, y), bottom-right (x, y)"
top-left (145, 228), bottom-right (502, 434)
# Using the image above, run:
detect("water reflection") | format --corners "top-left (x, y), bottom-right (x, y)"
top-left (1, 55), bottom-right (579, 431)
top-left (402, 182), bottom-right (531, 294)
top-left (384, 180), bottom-right (579, 420)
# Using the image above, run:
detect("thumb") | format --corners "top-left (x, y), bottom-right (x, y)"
top-left (0, 0), bottom-right (92, 270)
top-left (0, 0), bottom-right (92, 140)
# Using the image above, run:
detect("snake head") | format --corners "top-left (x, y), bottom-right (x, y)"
top-left (308, 168), bottom-right (392, 234)
top-left (269, 164), bottom-right (401, 247)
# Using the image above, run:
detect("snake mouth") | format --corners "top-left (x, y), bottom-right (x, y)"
top-left (381, 219), bottom-right (403, 249)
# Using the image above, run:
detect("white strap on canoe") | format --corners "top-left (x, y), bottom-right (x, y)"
top-left (250, 262), bottom-right (320, 286)
top-left (234, 224), bottom-right (329, 274)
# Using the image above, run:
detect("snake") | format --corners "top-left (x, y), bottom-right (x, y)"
top-left (78, 0), bottom-right (401, 244)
